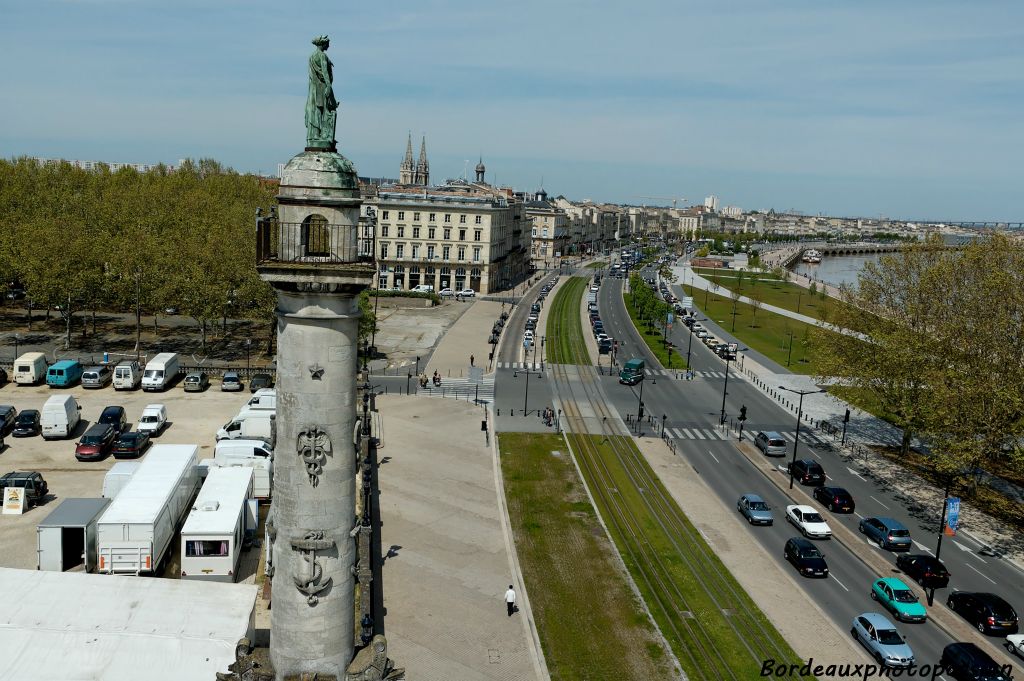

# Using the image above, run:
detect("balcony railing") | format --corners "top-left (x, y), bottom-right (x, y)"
top-left (256, 219), bottom-right (374, 266)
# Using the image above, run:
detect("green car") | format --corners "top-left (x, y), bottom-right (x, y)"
top-left (870, 577), bottom-right (928, 623)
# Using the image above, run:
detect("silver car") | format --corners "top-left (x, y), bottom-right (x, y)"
top-left (851, 613), bottom-right (915, 668)
top-left (737, 494), bottom-right (773, 526)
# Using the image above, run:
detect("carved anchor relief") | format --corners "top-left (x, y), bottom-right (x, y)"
top-left (291, 530), bottom-right (335, 606)
top-left (297, 426), bottom-right (332, 487)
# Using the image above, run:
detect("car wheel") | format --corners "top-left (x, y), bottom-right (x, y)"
top-left (977, 621), bottom-right (986, 634)
top-left (747, 516), bottom-right (753, 524)
top-left (870, 590), bottom-right (878, 601)
top-left (858, 524), bottom-right (865, 534)
top-left (877, 536), bottom-right (886, 549)
top-left (850, 627), bottom-right (858, 640)
top-left (828, 502), bottom-right (835, 511)
top-left (946, 598), bottom-right (955, 609)
top-left (1007, 642), bottom-right (1017, 655)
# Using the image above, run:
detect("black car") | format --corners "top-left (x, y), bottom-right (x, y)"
top-left (112, 431), bottom-right (151, 459)
top-left (940, 642), bottom-right (1011, 681)
top-left (11, 410), bottom-right (41, 438)
top-left (98, 405), bottom-right (128, 433)
top-left (0, 405), bottom-right (17, 434)
top-left (812, 486), bottom-right (855, 513)
top-left (788, 459), bottom-right (826, 486)
top-left (896, 554), bottom-right (950, 589)
top-left (0, 471), bottom-right (48, 507)
top-left (0, 368), bottom-right (7, 386)
top-left (250, 374), bottom-right (274, 392)
top-left (946, 591), bottom-right (1019, 635)
top-left (784, 537), bottom-right (829, 578)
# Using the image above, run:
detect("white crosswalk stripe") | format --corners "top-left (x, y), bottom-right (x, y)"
top-left (666, 426), bottom-right (730, 441)
top-left (418, 377), bottom-right (495, 403)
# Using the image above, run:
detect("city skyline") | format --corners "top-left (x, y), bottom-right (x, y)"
top-left (2, 1), bottom-right (1023, 221)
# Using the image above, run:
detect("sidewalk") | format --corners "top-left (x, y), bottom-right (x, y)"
top-left (375, 394), bottom-right (546, 681)
top-left (425, 300), bottom-right (509, 378)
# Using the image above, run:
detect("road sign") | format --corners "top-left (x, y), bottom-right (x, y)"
top-left (944, 497), bottom-right (961, 536)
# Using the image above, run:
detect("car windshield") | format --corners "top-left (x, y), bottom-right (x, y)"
top-left (893, 589), bottom-right (917, 603)
top-left (16, 413), bottom-right (36, 423)
top-left (748, 501), bottom-right (769, 511)
top-left (877, 629), bottom-right (904, 645)
top-left (802, 512), bottom-right (824, 523)
top-left (116, 435), bottom-right (138, 445)
top-left (141, 415), bottom-right (158, 423)
top-left (799, 547), bottom-right (821, 559)
top-left (80, 435), bottom-right (104, 445)
top-left (769, 439), bottom-right (785, 447)
top-left (807, 464), bottom-right (823, 473)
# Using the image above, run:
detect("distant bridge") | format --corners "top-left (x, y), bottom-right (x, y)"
top-left (932, 222), bottom-right (1024, 230)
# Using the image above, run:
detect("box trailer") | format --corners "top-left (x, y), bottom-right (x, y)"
top-left (36, 498), bottom-right (111, 572)
top-left (180, 467), bottom-right (254, 582)
top-left (102, 461), bottom-right (141, 499)
top-left (96, 444), bottom-right (200, 575)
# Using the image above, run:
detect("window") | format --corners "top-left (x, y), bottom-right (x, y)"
top-left (457, 246), bottom-right (466, 260)
top-left (380, 243), bottom-right (389, 259)
top-left (443, 228), bottom-right (451, 240)
top-left (412, 227), bottom-right (420, 238)
top-left (444, 213), bottom-right (452, 223)
top-left (381, 225), bottom-right (389, 237)
top-left (397, 211), bottom-right (405, 220)
top-left (459, 229), bottom-right (466, 241)
top-left (429, 213), bottom-right (436, 222)
top-left (427, 245), bottom-right (435, 259)
top-left (428, 227), bottom-right (436, 239)
top-left (301, 213), bottom-right (330, 257)
top-left (379, 262), bottom-right (388, 274)
top-left (474, 230), bottom-right (481, 241)
top-left (186, 539), bottom-right (229, 557)
top-left (459, 214), bottom-right (467, 224)
top-left (475, 215), bottom-right (482, 225)
top-left (411, 245), bottom-right (419, 259)
top-left (532, 228), bottom-right (537, 237)
top-left (397, 226), bottom-right (405, 238)
top-left (396, 244), bottom-right (404, 258)
top-left (442, 245), bottom-right (451, 260)
top-left (542, 228), bottom-right (549, 238)
top-left (381, 211), bottom-right (390, 220)
top-left (413, 212), bottom-right (420, 221)
top-left (473, 247), bottom-right (481, 262)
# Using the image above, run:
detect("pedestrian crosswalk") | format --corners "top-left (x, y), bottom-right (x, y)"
top-left (497, 361), bottom-right (545, 370)
top-left (417, 376), bottom-right (495, 403)
top-left (664, 426), bottom-right (828, 447)
top-left (494, 362), bottom-right (736, 381)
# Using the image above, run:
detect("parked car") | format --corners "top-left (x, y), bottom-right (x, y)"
top-left (859, 517), bottom-right (912, 551)
top-left (941, 642), bottom-right (1012, 681)
top-left (136, 404), bottom-right (168, 436)
top-left (850, 613), bottom-right (915, 668)
top-left (183, 372), bottom-right (210, 392)
top-left (438, 288), bottom-right (454, 298)
top-left (0, 471), bottom-right (48, 507)
top-left (812, 486), bottom-right (856, 513)
top-left (754, 431), bottom-right (788, 456)
top-left (11, 409), bottom-right (41, 438)
top-left (112, 431), bottom-right (151, 459)
top-left (74, 423), bottom-right (117, 461)
top-left (788, 459), bottom-right (826, 486)
top-left (458, 289), bottom-right (476, 298)
top-left (98, 405), bottom-right (128, 434)
top-left (249, 373), bottom-right (274, 392)
top-left (1007, 633), bottom-right (1024, 659)
top-left (946, 591), bottom-right (1019, 635)
top-left (81, 365), bottom-right (113, 389)
top-left (221, 371), bottom-right (244, 392)
top-left (0, 405), bottom-right (17, 434)
top-left (783, 537), bottom-right (829, 578)
top-left (737, 494), bottom-right (773, 526)
top-left (786, 505), bottom-right (832, 539)
top-left (0, 368), bottom-right (6, 387)
top-left (870, 577), bottom-right (927, 623)
top-left (895, 554), bottom-right (950, 589)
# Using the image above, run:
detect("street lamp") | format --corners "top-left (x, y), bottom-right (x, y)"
top-left (513, 369), bottom-right (543, 417)
top-left (685, 317), bottom-right (707, 370)
top-left (245, 338), bottom-right (252, 372)
top-left (779, 386), bottom-right (826, 489)
top-left (13, 333), bottom-right (20, 361)
top-left (635, 374), bottom-right (645, 429)
top-left (718, 353), bottom-right (735, 424)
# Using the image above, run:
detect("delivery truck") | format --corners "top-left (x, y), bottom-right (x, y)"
top-left (179, 466), bottom-right (255, 582)
top-left (96, 443), bottom-right (200, 575)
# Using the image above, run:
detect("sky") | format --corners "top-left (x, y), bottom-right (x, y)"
top-left (2, 0), bottom-right (1023, 221)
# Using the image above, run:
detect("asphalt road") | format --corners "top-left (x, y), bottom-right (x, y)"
top-left (594, 269), bottom-right (1024, 675)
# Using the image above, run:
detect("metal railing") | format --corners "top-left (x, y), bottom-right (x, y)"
top-left (256, 219), bottom-right (373, 266)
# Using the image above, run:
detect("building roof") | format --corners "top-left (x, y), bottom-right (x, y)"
top-left (0, 567), bottom-right (256, 681)
top-left (37, 498), bottom-right (110, 528)
top-left (99, 444), bottom-right (198, 525)
top-left (182, 466), bottom-right (253, 535)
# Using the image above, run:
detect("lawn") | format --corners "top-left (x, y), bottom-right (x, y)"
top-left (499, 432), bottom-right (671, 680)
top-left (547, 277), bottom-right (588, 365)
top-left (623, 287), bottom-right (685, 369)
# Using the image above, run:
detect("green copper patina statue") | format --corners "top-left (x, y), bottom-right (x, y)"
top-left (305, 35), bottom-right (338, 150)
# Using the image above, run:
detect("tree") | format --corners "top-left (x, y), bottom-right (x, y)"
top-left (748, 288), bottom-right (765, 327)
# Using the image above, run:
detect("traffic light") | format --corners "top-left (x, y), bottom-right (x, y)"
top-left (739, 405), bottom-right (747, 422)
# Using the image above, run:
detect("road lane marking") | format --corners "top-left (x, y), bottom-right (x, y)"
top-left (953, 541), bottom-right (987, 563)
top-left (830, 574), bottom-right (850, 592)
top-left (853, 511), bottom-right (864, 519)
top-left (965, 562), bottom-right (997, 584)
top-left (869, 495), bottom-right (890, 510)
top-left (707, 450), bottom-right (720, 464)
top-left (912, 541), bottom-right (934, 555)
top-left (846, 467), bottom-right (866, 481)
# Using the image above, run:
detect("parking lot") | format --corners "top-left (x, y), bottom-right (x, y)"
top-left (0, 378), bottom-right (245, 571)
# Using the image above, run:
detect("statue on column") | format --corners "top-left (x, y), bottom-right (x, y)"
top-left (305, 35), bottom-right (338, 150)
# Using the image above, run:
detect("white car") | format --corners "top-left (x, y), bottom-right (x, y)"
top-left (786, 505), bottom-right (832, 539)
top-left (459, 289), bottom-right (476, 298)
top-left (438, 288), bottom-right (454, 298)
top-left (1008, 634), bottom-right (1024, 659)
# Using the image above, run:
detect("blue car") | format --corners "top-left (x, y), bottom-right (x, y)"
top-left (859, 517), bottom-right (912, 551)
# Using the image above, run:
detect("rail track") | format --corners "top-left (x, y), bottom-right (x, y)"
top-left (546, 275), bottom-right (797, 680)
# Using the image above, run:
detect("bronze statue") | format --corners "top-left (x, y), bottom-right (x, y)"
top-left (306, 35), bottom-right (338, 150)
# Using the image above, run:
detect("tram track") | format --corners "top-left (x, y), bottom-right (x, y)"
top-left (546, 275), bottom-right (799, 680)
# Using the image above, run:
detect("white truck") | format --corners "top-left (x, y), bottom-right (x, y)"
top-left (96, 443), bottom-right (200, 575)
top-left (141, 352), bottom-right (180, 391)
top-left (13, 352), bottom-right (48, 385)
top-left (180, 466), bottom-right (255, 582)
top-left (216, 412), bottom-right (275, 443)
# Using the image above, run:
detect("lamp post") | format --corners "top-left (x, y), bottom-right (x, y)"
top-left (245, 338), bottom-right (252, 373)
top-left (786, 330), bottom-right (795, 367)
top-left (514, 369), bottom-right (543, 417)
top-left (685, 317), bottom-right (706, 370)
top-left (13, 333), bottom-right (19, 361)
top-left (719, 353), bottom-right (733, 424)
top-left (779, 386), bottom-right (826, 489)
top-left (635, 374), bottom-right (645, 428)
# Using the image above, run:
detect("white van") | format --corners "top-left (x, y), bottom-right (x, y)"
top-left (245, 388), bottom-right (276, 411)
top-left (411, 284), bottom-right (434, 293)
top-left (137, 404), bottom-right (168, 435)
top-left (13, 352), bottom-right (48, 385)
top-left (216, 413), bottom-right (275, 442)
top-left (215, 438), bottom-right (273, 460)
top-left (41, 394), bottom-right (82, 440)
top-left (142, 352), bottom-right (180, 391)
top-left (113, 360), bottom-right (142, 390)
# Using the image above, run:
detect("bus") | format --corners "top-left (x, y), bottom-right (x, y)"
top-left (618, 358), bottom-right (645, 385)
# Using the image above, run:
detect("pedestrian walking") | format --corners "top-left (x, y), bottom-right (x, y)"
top-left (470, 354), bottom-right (475, 367)
top-left (504, 585), bottom-right (516, 617)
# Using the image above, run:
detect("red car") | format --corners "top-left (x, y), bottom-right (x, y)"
top-left (74, 424), bottom-right (116, 461)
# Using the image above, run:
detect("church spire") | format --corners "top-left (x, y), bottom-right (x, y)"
top-left (399, 132), bottom-right (415, 184)
top-left (416, 135), bottom-right (429, 186)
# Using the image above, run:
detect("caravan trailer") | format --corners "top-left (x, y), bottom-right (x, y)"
top-left (180, 466), bottom-right (254, 582)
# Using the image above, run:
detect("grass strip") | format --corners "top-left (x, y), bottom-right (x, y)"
top-left (622, 285), bottom-right (685, 369)
top-left (546, 276), bottom-right (587, 365)
top-left (499, 432), bottom-right (671, 680)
